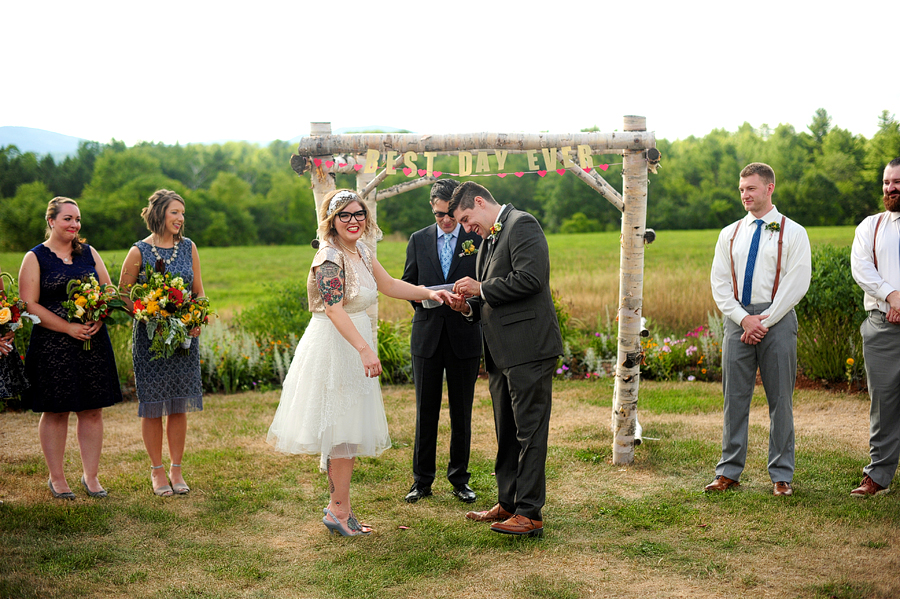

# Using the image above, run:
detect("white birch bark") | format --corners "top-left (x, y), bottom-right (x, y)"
top-left (612, 116), bottom-right (650, 465)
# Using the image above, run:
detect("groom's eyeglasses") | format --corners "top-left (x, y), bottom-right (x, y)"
top-left (432, 210), bottom-right (451, 219)
top-left (337, 210), bottom-right (367, 223)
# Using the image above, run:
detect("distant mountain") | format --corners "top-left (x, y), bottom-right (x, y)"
top-left (0, 126), bottom-right (91, 159)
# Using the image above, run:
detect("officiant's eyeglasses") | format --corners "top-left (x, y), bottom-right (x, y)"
top-left (432, 210), bottom-right (451, 219)
top-left (336, 210), bottom-right (367, 223)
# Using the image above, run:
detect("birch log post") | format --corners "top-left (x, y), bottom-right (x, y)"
top-left (612, 115), bottom-right (650, 465)
top-left (308, 122), bottom-right (336, 212)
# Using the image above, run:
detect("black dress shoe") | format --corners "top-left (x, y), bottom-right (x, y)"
top-left (404, 483), bottom-right (432, 503)
top-left (452, 484), bottom-right (477, 503)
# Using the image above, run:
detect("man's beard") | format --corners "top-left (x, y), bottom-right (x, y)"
top-left (883, 193), bottom-right (900, 212)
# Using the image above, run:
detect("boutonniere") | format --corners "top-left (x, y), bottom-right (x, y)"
top-left (765, 222), bottom-right (780, 233)
top-left (458, 239), bottom-right (476, 257)
top-left (489, 222), bottom-right (503, 241)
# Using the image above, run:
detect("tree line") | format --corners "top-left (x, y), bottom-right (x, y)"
top-left (1, 108), bottom-right (898, 253)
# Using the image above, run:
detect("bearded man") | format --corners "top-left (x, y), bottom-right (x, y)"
top-left (849, 157), bottom-right (900, 497)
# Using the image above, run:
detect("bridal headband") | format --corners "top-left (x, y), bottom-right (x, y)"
top-left (327, 191), bottom-right (358, 216)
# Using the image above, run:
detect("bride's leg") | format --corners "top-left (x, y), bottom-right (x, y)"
top-left (325, 457), bottom-right (354, 523)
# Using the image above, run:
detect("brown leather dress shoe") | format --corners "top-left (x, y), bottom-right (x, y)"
top-left (850, 475), bottom-right (890, 497)
top-left (490, 514), bottom-right (543, 537)
top-left (773, 481), bottom-right (793, 496)
top-left (704, 475), bottom-right (740, 492)
top-left (465, 503), bottom-right (513, 522)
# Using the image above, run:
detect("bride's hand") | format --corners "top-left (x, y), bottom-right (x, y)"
top-left (359, 345), bottom-right (382, 378)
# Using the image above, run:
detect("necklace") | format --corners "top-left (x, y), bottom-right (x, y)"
top-left (338, 240), bottom-right (358, 255)
top-left (150, 237), bottom-right (181, 265)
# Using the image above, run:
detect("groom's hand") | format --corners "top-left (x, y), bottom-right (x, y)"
top-left (453, 276), bottom-right (481, 298)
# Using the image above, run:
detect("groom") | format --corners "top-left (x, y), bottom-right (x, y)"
top-left (448, 181), bottom-right (562, 537)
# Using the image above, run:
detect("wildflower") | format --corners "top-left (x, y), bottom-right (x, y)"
top-left (595, 332), bottom-right (601, 337)
top-left (701, 368), bottom-right (707, 374)
top-left (562, 365), bottom-right (569, 371)
top-left (686, 345), bottom-right (698, 356)
top-left (556, 368), bottom-right (563, 374)
top-left (687, 375), bottom-right (696, 381)
top-left (661, 345), bottom-right (671, 353)
top-left (846, 358), bottom-right (855, 366)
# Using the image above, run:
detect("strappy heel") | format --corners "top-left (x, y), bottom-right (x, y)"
top-left (151, 464), bottom-right (173, 497)
top-left (322, 508), bottom-right (371, 536)
top-left (169, 463), bottom-right (190, 495)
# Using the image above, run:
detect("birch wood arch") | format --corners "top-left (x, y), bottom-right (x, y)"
top-left (291, 118), bottom-right (659, 465)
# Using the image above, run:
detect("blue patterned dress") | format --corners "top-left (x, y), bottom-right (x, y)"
top-left (23, 244), bottom-right (122, 412)
top-left (0, 347), bottom-right (29, 400)
top-left (132, 239), bottom-right (202, 418)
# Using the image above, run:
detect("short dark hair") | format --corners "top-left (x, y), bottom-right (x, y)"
top-left (739, 162), bottom-right (776, 186)
top-left (430, 179), bottom-right (459, 203)
top-left (888, 157), bottom-right (900, 169)
top-left (447, 181), bottom-right (497, 216)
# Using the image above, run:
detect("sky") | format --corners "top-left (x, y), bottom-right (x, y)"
top-left (3, 1), bottom-right (896, 147)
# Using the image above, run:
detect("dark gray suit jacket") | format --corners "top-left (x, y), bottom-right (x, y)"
top-left (469, 205), bottom-right (563, 369)
top-left (402, 224), bottom-right (482, 360)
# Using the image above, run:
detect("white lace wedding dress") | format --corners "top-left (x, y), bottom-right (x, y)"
top-left (266, 256), bottom-right (390, 470)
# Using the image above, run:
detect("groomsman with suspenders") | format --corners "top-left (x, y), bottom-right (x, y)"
top-left (849, 157), bottom-right (900, 497)
top-left (707, 163), bottom-right (811, 496)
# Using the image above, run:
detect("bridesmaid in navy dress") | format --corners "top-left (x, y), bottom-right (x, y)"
top-left (18, 197), bottom-right (122, 500)
top-left (119, 190), bottom-right (205, 497)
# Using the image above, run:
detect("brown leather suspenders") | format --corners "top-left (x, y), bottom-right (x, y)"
top-left (873, 212), bottom-right (886, 271)
top-left (729, 216), bottom-right (787, 303)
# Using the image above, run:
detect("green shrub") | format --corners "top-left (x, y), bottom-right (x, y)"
top-left (794, 244), bottom-right (866, 382)
top-left (377, 319), bottom-right (412, 385)
top-left (234, 280), bottom-right (311, 344)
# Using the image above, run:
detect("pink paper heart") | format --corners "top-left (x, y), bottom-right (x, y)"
top-left (583, 167), bottom-right (592, 173)
top-left (514, 172), bottom-right (524, 178)
top-left (418, 169), bottom-right (427, 176)
top-left (433, 171), bottom-right (442, 177)
top-left (402, 167), bottom-right (413, 176)
top-left (325, 160), bottom-right (334, 168)
top-left (537, 170), bottom-right (548, 177)
top-left (599, 164), bottom-right (609, 171)
top-left (313, 158), bottom-right (322, 167)
top-left (497, 173), bottom-right (507, 178)
top-left (556, 169), bottom-right (566, 176)
top-left (353, 164), bottom-right (363, 171)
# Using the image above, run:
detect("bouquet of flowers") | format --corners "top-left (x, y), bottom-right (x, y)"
top-left (130, 263), bottom-right (215, 360)
top-left (62, 275), bottom-right (126, 349)
top-left (0, 272), bottom-right (41, 336)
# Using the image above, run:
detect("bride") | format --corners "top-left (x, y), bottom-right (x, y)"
top-left (267, 189), bottom-right (455, 537)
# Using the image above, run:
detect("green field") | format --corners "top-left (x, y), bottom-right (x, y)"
top-left (1, 226), bottom-right (856, 331)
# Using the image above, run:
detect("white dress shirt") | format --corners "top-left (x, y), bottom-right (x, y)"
top-left (851, 210), bottom-right (900, 313)
top-left (710, 206), bottom-right (811, 328)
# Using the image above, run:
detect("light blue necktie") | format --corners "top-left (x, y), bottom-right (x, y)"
top-left (440, 232), bottom-right (454, 279)
top-left (741, 219), bottom-right (765, 306)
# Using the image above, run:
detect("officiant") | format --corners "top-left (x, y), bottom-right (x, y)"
top-left (400, 179), bottom-right (483, 504)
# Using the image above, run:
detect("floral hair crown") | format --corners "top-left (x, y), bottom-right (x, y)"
top-left (327, 191), bottom-right (358, 216)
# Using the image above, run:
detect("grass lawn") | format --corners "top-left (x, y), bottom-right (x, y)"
top-left (1, 379), bottom-right (897, 599)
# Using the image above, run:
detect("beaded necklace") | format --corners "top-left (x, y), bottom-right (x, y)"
top-left (150, 237), bottom-right (181, 265)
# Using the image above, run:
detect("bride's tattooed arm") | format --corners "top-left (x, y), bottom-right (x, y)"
top-left (316, 261), bottom-right (344, 306)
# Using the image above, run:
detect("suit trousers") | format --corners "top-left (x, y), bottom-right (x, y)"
top-left (411, 326), bottom-right (480, 487)
top-left (860, 311), bottom-right (900, 488)
top-left (717, 303), bottom-right (797, 483)
top-left (486, 346), bottom-right (555, 521)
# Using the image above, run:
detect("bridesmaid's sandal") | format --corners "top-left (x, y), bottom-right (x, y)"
top-left (169, 463), bottom-right (190, 495)
top-left (151, 464), bottom-right (174, 497)
top-left (322, 508), bottom-right (370, 537)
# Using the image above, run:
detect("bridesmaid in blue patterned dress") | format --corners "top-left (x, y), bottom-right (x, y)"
top-left (120, 190), bottom-right (205, 497)
top-left (0, 263), bottom-right (29, 401)
top-left (18, 197), bottom-right (122, 500)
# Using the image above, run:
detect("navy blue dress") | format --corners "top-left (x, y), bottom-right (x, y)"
top-left (24, 244), bottom-right (122, 413)
top-left (0, 349), bottom-right (28, 399)
top-left (132, 239), bottom-right (202, 418)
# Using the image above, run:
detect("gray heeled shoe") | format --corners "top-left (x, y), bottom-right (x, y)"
top-left (169, 463), bottom-right (190, 495)
top-left (48, 478), bottom-right (75, 500)
top-left (322, 508), bottom-right (371, 536)
top-left (81, 475), bottom-right (108, 498)
top-left (151, 464), bottom-right (173, 497)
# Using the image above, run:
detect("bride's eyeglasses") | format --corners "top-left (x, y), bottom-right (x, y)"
top-left (337, 210), bottom-right (367, 223)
